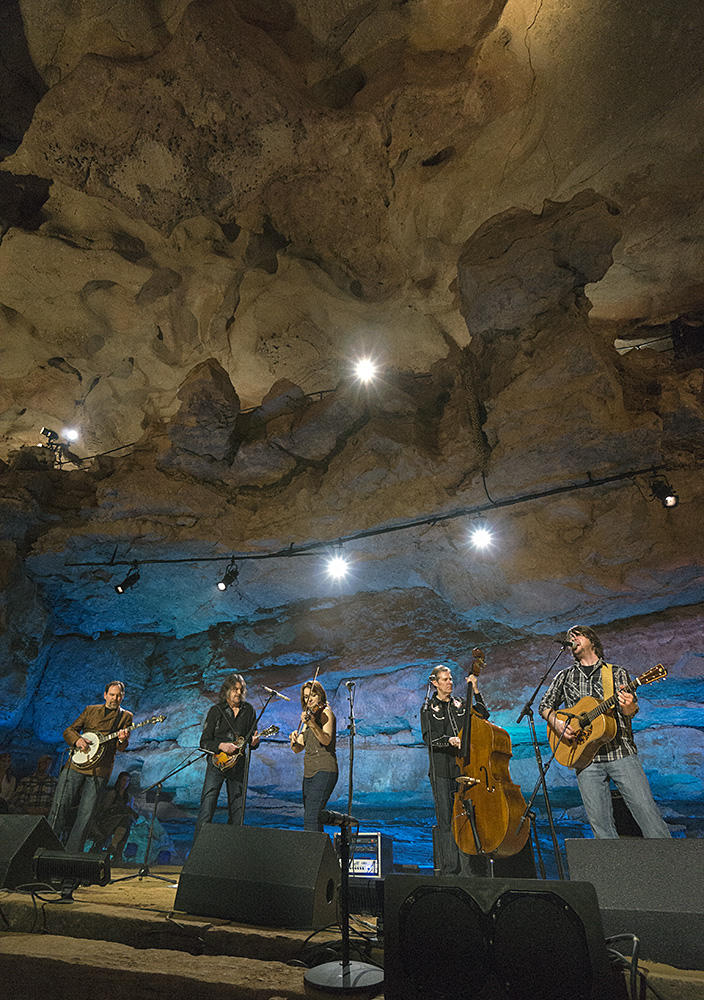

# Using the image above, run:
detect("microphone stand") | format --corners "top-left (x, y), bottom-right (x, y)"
top-left (110, 751), bottom-right (205, 885)
top-left (240, 691), bottom-right (276, 825)
top-left (303, 816), bottom-right (384, 996)
top-left (343, 683), bottom-right (360, 874)
top-left (514, 646), bottom-right (569, 880)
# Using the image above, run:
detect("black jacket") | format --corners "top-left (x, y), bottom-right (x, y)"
top-left (199, 701), bottom-right (257, 778)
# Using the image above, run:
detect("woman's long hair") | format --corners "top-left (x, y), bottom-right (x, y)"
top-left (300, 680), bottom-right (327, 709)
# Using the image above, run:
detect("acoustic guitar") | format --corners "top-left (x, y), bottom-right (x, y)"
top-left (70, 714), bottom-right (166, 769)
top-left (547, 664), bottom-right (667, 769)
top-left (212, 724), bottom-right (279, 771)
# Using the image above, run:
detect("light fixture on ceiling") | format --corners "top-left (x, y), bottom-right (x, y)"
top-left (114, 562), bottom-right (140, 594)
top-left (469, 519), bottom-right (493, 550)
top-left (353, 357), bottom-right (378, 383)
top-left (326, 547), bottom-right (350, 580)
top-left (63, 428), bottom-right (79, 442)
top-left (217, 560), bottom-right (239, 591)
top-left (650, 474), bottom-right (679, 508)
top-left (40, 426), bottom-right (59, 443)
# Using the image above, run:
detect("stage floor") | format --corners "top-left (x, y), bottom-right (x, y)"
top-left (1, 863), bottom-right (703, 1000)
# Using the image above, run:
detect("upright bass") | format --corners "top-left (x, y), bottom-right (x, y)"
top-left (451, 648), bottom-right (529, 858)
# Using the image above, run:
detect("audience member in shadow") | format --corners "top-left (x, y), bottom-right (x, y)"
top-left (90, 771), bottom-right (137, 861)
top-left (0, 752), bottom-right (17, 814)
top-left (10, 754), bottom-right (57, 816)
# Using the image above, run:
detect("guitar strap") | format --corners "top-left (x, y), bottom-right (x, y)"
top-left (601, 662), bottom-right (614, 701)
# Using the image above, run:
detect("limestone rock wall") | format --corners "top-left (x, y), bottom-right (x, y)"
top-left (0, 2), bottom-right (702, 829)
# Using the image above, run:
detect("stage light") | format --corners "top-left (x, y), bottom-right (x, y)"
top-left (63, 428), bottom-right (79, 442)
top-left (33, 848), bottom-right (110, 900)
top-left (40, 426), bottom-right (59, 442)
top-left (354, 358), bottom-right (378, 382)
top-left (217, 561), bottom-right (239, 591)
top-left (326, 551), bottom-right (350, 580)
top-left (115, 562), bottom-right (140, 594)
top-left (650, 474), bottom-right (679, 508)
top-left (469, 523), bottom-right (493, 549)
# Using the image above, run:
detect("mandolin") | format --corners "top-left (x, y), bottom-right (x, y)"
top-left (547, 664), bottom-right (667, 769)
top-left (212, 724), bottom-right (279, 771)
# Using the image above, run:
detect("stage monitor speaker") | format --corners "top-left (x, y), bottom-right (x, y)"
top-left (566, 837), bottom-right (704, 970)
top-left (174, 825), bottom-right (339, 929)
top-left (0, 815), bottom-right (65, 890)
top-left (384, 874), bottom-right (614, 1000)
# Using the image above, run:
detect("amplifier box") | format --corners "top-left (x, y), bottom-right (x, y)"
top-left (334, 831), bottom-right (393, 876)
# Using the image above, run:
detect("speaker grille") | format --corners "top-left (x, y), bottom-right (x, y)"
top-left (491, 891), bottom-right (593, 1000)
top-left (398, 885), bottom-right (491, 999)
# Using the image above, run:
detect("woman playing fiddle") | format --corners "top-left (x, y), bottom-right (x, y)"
top-left (289, 680), bottom-right (338, 832)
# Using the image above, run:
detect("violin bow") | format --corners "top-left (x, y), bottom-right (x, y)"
top-left (301, 665), bottom-right (321, 730)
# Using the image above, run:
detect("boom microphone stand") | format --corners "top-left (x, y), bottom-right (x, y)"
top-left (304, 811), bottom-right (384, 997)
top-left (111, 751), bottom-right (205, 885)
top-left (514, 643), bottom-right (570, 880)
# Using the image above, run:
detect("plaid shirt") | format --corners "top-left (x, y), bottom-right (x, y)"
top-left (12, 773), bottom-right (57, 813)
top-left (539, 659), bottom-right (638, 763)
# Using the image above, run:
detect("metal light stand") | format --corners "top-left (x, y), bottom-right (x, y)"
top-left (110, 751), bottom-right (205, 885)
top-left (304, 818), bottom-right (384, 997)
top-left (515, 645), bottom-right (570, 880)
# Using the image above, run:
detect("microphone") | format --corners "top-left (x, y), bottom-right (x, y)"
top-left (318, 809), bottom-right (359, 827)
top-left (262, 686), bottom-right (291, 701)
top-left (344, 680), bottom-right (355, 689)
top-left (553, 638), bottom-right (575, 650)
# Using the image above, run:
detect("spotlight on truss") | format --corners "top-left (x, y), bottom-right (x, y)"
top-left (217, 561), bottom-right (239, 591)
top-left (650, 474), bottom-right (679, 508)
top-left (115, 562), bottom-right (140, 594)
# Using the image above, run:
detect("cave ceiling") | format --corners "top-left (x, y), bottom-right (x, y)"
top-left (0, 0), bottom-right (703, 665)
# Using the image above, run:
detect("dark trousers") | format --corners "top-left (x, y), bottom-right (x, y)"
top-left (194, 763), bottom-right (244, 842)
top-left (303, 769), bottom-right (338, 832)
top-left (48, 767), bottom-right (108, 852)
top-left (430, 773), bottom-right (476, 875)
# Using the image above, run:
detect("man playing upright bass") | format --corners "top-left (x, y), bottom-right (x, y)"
top-left (421, 663), bottom-right (490, 874)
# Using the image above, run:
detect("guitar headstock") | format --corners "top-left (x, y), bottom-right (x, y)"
top-left (639, 664), bottom-right (667, 686)
top-left (262, 724), bottom-right (280, 737)
top-left (151, 714), bottom-right (166, 723)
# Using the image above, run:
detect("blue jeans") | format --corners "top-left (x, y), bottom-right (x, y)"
top-left (303, 769), bottom-right (338, 831)
top-left (48, 766), bottom-right (108, 852)
top-left (194, 763), bottom-right (244, 842)
top-left (576, 754), bottom-right (671, 839)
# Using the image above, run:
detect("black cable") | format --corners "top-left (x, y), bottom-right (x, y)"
top-left (63, 463), bottom-right (673, 570)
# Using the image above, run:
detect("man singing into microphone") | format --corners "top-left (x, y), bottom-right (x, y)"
top-left (421, 664), bottom-right (489, 875)
top-left (540, 625), bottom-right (670, 839)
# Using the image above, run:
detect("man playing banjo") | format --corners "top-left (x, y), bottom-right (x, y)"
top-left (48, 681), bottom-right (132, 853)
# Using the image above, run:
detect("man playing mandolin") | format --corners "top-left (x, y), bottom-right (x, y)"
top-left (194, 672), bottom-right (260, 842)
top-left (540, 625), bottom-right (671, 839)
top-left (48, 680), bottom-right (132, 852)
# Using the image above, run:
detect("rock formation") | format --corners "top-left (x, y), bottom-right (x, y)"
top-left (0, 1), bottom-right (702, 842)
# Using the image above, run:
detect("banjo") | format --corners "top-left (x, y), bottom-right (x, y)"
top-left (70, 714), bottom-right (166, 769)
